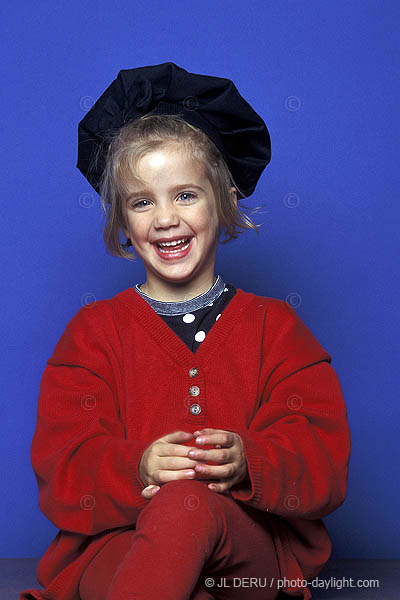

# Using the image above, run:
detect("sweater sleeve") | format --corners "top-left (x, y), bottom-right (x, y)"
top-left (229, 300), bottom-right (351, 520)
top-left (30, 302), bottom-right (150, 536)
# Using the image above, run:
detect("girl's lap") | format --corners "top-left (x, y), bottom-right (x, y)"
top-left (79, 480), bottom-right (280, 600)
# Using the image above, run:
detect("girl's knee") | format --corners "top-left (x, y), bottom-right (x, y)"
top-left (150, 479), bottom-right (217, 507)
top-left (139, 479), bottom-right (223, 526)
top-left (134, 480), bottom-right (226, 554)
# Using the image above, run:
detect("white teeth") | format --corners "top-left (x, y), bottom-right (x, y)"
top-left (157, 240), bottom-right (190, 254)
top-left (157, 237), bottom-right (187, 247)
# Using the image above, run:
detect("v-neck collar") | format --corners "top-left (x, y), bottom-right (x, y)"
top-left (117, 285), bottom-right (252, 369)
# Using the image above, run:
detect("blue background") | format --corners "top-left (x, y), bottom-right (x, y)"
top-left (1, 0), bottom-right (398, 558)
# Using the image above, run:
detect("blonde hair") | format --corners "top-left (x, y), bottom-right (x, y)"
top-left (96, 114), bottom-right (263, 260)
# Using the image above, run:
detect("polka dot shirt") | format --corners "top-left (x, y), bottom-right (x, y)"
top-left (134, 275), bottom-right (237, 353)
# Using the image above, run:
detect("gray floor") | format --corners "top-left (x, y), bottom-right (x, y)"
top-left (0, 558), bottom-right (399, 599)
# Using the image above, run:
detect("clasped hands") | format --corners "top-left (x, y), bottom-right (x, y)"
top-left (139, 429), bottom-right (249, 500)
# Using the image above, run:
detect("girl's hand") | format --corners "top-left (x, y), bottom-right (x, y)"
top-left (141, 428), bottom-right (249, 498)
top-left (190, 428), bottom-right (250, 493)
top-left (139, 430), bottom-right (203, 498)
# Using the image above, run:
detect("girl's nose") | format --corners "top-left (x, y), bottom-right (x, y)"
top-left (153, 204), bottom-right (180, 228)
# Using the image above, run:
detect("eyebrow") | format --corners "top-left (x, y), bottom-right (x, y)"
top-left (127, 183), bottom-right (206, 200)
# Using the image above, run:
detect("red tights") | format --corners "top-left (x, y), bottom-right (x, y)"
top-left (79, 480), bottom-right (280, 600)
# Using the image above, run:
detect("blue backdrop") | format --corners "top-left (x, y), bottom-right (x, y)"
top-left (1, 0), bottom-right (398, 559)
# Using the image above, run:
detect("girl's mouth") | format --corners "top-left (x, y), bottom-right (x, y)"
top-left (153, 237), bottom-right (193, 260)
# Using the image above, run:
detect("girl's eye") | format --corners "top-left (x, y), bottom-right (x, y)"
top-left (178, 192), bottom-right (196, 202)
top-left (131, 199), bottom-right (151, 209)
top-left (130, 192), bottom-right (196, 209)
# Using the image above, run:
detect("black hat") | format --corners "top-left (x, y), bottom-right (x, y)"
top-left (77, 62), bottom-right (271, 198)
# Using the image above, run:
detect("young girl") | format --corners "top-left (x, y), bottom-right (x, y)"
top-left (21, 63), bottom-right (351, 600)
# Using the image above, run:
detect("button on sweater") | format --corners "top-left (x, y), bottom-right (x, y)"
top-left (20, 285), bottom-right (351, 600)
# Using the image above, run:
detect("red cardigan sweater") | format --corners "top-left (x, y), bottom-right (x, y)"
top-left (20, 287), bottom-right (351, 600)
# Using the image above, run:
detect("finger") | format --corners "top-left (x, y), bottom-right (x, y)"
top-left (157, 442), bottom-right (202, 458)
top-left (188, 447), bottom-right (231, 463)
top-left (156, 442), bottom-right (222, 467)
top-left (161, 431), bottom-right (194, 444)
top-left (193, 462), bottom-right (235, 479)
top-left (155, 469), bottom-right (196, 484)
top-left (194, 432), bottom-right (235, 448)
top-left (207, 478), bottom-right (236, 493)
top-left (141, 485), bottom-right (160, 499)
top-left (158, 455), bottom-right (204, 470)
top-left (193, 428), bottom-right (223, 437)
top-left (194, 428), bottom-right (234, 438)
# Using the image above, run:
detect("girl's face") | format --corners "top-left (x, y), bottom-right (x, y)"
top-left (123, 143), bottom-right (226, 301)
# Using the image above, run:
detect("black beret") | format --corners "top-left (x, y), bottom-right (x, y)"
top-left (77, 62), bottom-right (271, 198)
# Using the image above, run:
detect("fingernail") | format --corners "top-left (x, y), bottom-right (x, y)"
top-left (196, 437), bottom-right (205, 444)
top-left (187, 470), bottom-right (195, 477)
top-left (208, 484), bottom-right (217, 491)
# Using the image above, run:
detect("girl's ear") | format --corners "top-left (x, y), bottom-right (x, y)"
top-left (122, 227), bottom-right (131, 244)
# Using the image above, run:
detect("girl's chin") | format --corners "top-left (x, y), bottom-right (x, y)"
top-left (147, 262), bottom-right (204, 290)
top-left (152, 267), bottom-right (197, 284)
